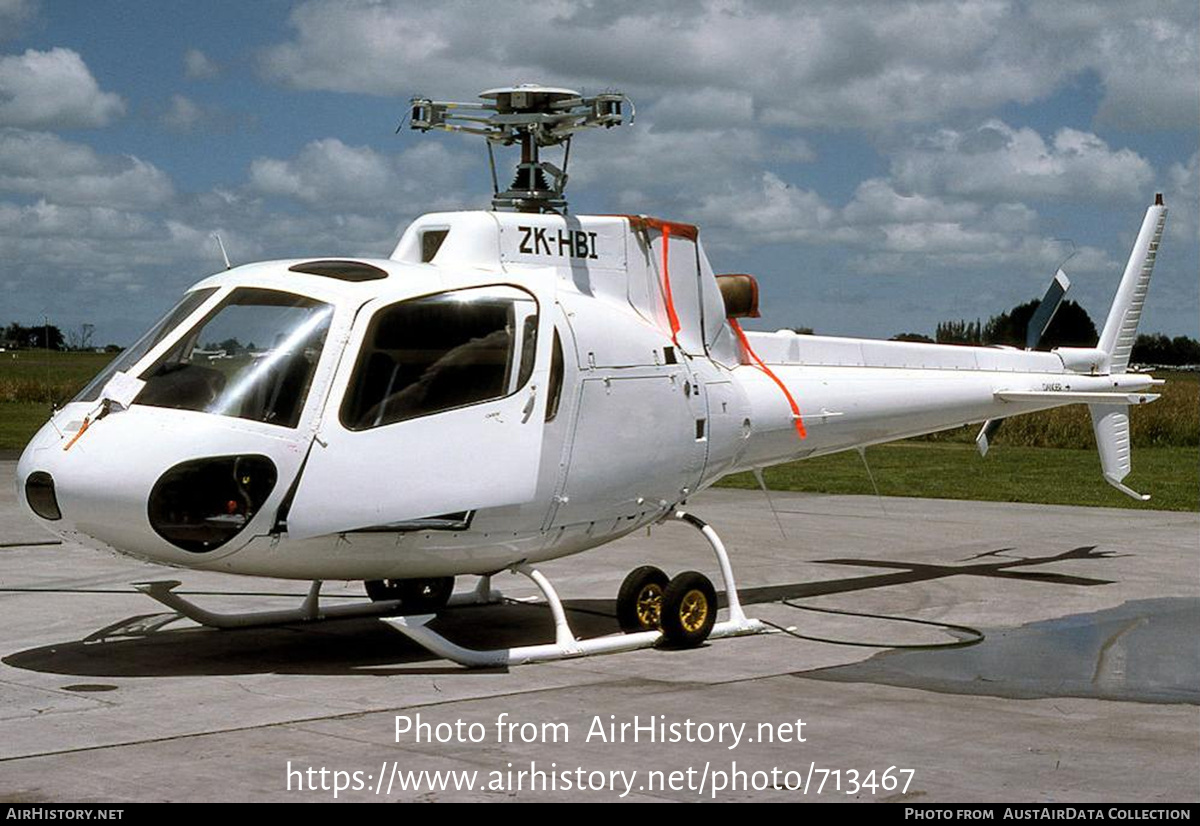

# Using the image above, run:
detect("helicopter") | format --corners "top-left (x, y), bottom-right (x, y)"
top-left (14, 84), bottom-right (1166, 667)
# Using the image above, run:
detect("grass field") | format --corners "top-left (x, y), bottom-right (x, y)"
top-left (0, 350), bottom-right (114, 405)
top-left (0, 351), bottom-right (116, 454)
top-left (716, 442), bottom-right (1199, 512)
top-left (913, 370), bottom-right (1198, 449)
top-left (2, 351), bottom-right (1196, 510)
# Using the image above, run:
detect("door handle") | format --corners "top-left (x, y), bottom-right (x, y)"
top-left (521, 385), bottom-right (538, 423)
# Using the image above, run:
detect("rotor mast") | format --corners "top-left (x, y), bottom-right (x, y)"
top-left (408, 84), bottom-right (632, 214)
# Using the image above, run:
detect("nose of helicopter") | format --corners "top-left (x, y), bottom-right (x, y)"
top-left (16, 415), bottom-right (71, 525)
top-left (15, 406), bottom-right (282, 566)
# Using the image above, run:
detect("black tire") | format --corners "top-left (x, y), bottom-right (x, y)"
top-left (364, 579), bottom-right (402, 602)
top-left (364, 577), bottom-right (455, 612)
top-left (398, 577), bottom-right (455, 613)
top-left (617, 565), bottom-right (670, 633)
top-left (660, 571), bottom-right (717, 648)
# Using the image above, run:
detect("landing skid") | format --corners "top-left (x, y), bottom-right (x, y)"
top-left (132, 576), bottom-right (502, 630)
top-left (385, 511), bottom-right (768, 667)
top-left (130, 512), bottom-right (767, 666)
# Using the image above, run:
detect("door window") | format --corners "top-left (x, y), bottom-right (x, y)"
top-left (340, 285), bottom-right (539, 430)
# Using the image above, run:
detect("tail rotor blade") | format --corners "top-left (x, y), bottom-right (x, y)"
top-left (982, 268), bottom-right (1072, 455)
top-left (1026, 269), bottom-right (1070, 350)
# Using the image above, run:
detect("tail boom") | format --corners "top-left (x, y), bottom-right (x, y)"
top-left (721, 195), bottom-right (1168, 500)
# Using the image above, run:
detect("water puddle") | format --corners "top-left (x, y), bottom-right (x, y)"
top-left (799, 598), bottom-right (1199, 704)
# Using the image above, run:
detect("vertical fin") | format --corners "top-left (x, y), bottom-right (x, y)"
top-left (1098, 196), bottom-right (1167, 374)
top-left (1089, 404), bottom-right (1148, 501)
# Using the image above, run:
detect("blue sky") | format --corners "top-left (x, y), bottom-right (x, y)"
top-left (1, 0), bottom-right (1196, 347)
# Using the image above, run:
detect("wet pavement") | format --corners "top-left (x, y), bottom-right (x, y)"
top-left (804, 597), bottom-right (1200, 704)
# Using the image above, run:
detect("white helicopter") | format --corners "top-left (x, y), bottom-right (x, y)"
top-left (15, 85), bottom-right (1166, 667)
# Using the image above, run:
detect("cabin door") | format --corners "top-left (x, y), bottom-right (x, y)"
top-left (286, 276), bottom-right (554, 539)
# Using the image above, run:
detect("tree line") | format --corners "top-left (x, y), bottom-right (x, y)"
top-left (874, 297), bottom-right (1198, 367)
top-left (2, 322), bottom-right (65, 351)
top-left (2, 322), bottom-right (119, 352)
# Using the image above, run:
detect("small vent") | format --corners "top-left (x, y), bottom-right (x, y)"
top-left (288, 260), bottom-right (388, 282)
top-left (421, 230), bottom-right (449, 263)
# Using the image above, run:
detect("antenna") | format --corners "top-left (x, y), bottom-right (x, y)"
top-left (409, 84), bottom-right (633, 214)
top-left (212, 232), bottom-right (232, 270)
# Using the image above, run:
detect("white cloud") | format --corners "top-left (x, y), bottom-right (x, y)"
top-left (0, 129), bottom-right (174, 208)
top-left (1163, 151), bottom-right (1198, 245)
top-left (0, 0), bottom-right (37, 41)
top-left (162, 94), bottom-right (205, 132)
top-left (691, 171), bottom-right (836, 245)
top-left (570, 119), bottom-right (814, 199)
top-left (2, 1), bottom-right (1191, 344)
top-left (1093, 20), bottom-right (1199, 130)
top-left (247, 137), bottom-right (476, 210)
top-left (1030, 4), bottom-right (1200, 130)
top-left (845, 237), bottom-right (1112, 279)
top-left (259, 2), bottom-right (511, 97)
top-left (648, 88), bottom-right (756, 131)
top-left (680, 170), bottom-right (1117, 284)
top-left (0, 129), bottom-right (175, 207)
top-left (890, 121), bottom-right (1155, 202)
top-left (842, 179), bottom-right (981, 226)
top-left (0, 48), bottom-right (125, 128)
top-left (257, 0), bottom-right (1197, 133)
top-left (183, 48), bottom-right (219, 80)
top-left (249, 138), bottom-right (394, 204)
top-left (0, 200), bottom-right (156, 240)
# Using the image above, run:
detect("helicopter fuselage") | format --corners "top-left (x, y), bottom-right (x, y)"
top-left (14, 208), bottom-right (1161, 582)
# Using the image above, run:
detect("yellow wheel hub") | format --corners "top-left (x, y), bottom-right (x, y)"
top-left (678, 589), bottom-right (709, 633)
top-left (636, 584), bottom-right (664, 628)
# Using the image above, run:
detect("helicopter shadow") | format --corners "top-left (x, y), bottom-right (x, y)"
top-left (567, 545), bottom-right (1118, 614)
top-left (1, 601), bottom-right (622, 678)
top-left (2, 545), bottom-right (1118, 679)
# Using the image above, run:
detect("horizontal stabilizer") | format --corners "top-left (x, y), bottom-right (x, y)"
top-left (995, 390), bottom-right (1159, 405)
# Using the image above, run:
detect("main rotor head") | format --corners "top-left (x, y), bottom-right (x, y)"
top-left (409, 83), bottom-right (633, 213)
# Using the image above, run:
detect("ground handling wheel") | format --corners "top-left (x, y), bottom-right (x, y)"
top-left (616, 565), bottom-right (670, 633)
top-left (659, 571), bottom-right (717, 648)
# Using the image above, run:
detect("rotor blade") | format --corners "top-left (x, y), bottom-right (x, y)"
top-left (975, 417), bottom-right (1004, 457)
top-left (982, 268), bottom-right (1071, 455)
top-left (1026, 269), bottom-right (1070, 349)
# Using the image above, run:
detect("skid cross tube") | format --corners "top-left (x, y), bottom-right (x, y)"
top-left (385, 512), bottom-right (767, 667)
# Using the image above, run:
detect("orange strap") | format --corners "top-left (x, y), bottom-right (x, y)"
top-left (62, 416), bottom-right (90, 451)
top-left (730, 318), bottom-right (806, 439)
top-left (660, 224), bottom-right (681, 345)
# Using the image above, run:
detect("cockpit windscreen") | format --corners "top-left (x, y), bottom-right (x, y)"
top-left (136, 288), bottom-right (333, 428)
